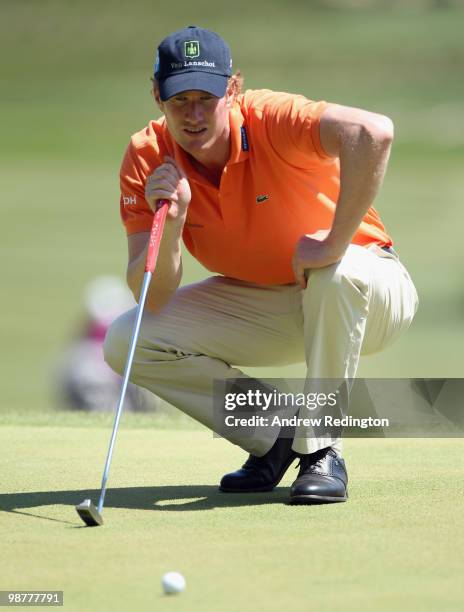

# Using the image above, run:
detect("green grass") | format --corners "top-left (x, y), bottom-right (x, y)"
top-left (1, 427), bottom-right (463, 612)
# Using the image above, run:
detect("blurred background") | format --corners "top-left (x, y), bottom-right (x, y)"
top-left (1, 0), bottom-right (463, 424)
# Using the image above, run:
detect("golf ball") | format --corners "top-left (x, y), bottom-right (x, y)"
top-left (162, 571), bottom-right (186, 595)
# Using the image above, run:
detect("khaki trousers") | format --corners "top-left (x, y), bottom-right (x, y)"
top-left (104, 244), bottom-right (418, 456)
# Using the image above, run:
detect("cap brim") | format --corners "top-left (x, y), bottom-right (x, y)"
top-left (159, 72), bottom-right (228, 101)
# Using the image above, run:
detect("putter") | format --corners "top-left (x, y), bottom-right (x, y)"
top-left (76, 199), bottom-right (170, 526)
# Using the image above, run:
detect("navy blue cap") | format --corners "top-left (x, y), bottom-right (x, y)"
top-left (154, 26), bottom-right (232, 101)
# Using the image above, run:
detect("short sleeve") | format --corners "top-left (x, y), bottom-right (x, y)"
top-left (259, 91), bottom-right (334, 168)
top-left (119, 139), bottom-right (156, 235)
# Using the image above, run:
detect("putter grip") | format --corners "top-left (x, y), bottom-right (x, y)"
top-left (145, 199), bottom-right (170, 273)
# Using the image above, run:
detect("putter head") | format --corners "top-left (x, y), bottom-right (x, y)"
top-left (76, 499), bottom-right (103, 527)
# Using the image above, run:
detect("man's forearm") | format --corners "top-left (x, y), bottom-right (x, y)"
top-left (127, 221), bottom-right (183, 313)
top-left (326, 115), bottom-right (394, 254)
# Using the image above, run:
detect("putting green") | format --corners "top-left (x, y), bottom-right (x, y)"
top-left (1, 425), bottom-right (463, 611)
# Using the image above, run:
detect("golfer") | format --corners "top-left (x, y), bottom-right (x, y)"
top-left (104, 26), bottom-right (418, 504)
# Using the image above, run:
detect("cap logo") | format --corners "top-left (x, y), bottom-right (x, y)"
top-left (184, 41), bottom-right (200, 59)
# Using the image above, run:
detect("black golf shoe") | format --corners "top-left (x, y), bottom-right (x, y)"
top-left (289, 447), bottom-right (348, 504)
top-left (219, 436), bottom-right (298, 493)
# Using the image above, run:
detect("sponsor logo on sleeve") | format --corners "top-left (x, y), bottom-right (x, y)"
top-left (123, 195), bottom-right (137, 205)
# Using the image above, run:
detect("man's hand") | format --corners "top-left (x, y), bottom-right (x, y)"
top-left (292, 230), bottom-right (346, 289)
top-left (145, 156), bottom-right (191, 223)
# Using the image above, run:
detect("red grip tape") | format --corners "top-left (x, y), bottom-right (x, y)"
top-left (145, 199), bottom-right (170, 273)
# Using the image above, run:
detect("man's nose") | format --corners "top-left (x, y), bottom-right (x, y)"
top-left (186, 101), bottom-right (204, 122)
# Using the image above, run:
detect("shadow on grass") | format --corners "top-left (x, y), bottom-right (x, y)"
top-left (0, 485), bottom-right (296, 523)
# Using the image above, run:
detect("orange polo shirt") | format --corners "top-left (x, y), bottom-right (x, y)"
top-left (119, 89), bottom-right (392, 285)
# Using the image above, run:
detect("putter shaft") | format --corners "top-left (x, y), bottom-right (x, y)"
top-left (97, 270), bottom-right (153, 514)
top-left (76, 200), bottom-right (169, 526)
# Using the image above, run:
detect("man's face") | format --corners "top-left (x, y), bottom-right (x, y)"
top-left (157, 89), bottom-right (230, 157)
